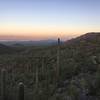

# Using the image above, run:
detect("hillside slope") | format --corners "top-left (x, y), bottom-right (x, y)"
top-left (67, 32), bottom-right (100, 43)
top-left (63, 32), bottom-right (100, 55)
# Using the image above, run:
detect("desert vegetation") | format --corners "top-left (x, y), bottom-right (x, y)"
top-left (0, 33), bottom-right (100, 100)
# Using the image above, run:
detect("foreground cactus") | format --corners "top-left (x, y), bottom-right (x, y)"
top-left (18, 82), bottom-right (24, 100)
top-left (1, 69), bottom-right (7, 100)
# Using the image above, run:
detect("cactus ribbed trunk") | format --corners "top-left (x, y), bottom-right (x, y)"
top-left (1, 69), bottom-right (7, 100)
top-left (18, 82), bottom-right (24, 100)
top-left (56, 38), bottom-right (60, 83)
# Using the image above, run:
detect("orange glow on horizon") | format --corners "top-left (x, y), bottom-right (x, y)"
top-left (0, 32), bottom-right (83, 41)
top-left (0, 23), bottom-right (96, 40)
top-left (0, 24), bottom-right (86, 40)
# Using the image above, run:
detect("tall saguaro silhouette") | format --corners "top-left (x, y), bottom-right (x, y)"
top-left (56, 38), bottom-right (60, 83)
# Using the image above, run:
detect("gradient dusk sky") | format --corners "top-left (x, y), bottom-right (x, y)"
top-left (0, 0), bottom-right (100, 40)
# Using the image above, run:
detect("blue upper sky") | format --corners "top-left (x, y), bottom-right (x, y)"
top-left (0, 0), bottom-right (100, 40)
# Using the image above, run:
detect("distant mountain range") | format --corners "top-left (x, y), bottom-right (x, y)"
top-left (0, 39), bottom-right (62, 46)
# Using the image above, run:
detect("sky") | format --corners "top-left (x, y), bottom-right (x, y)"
top-left (0, 0), bottom-right (100, 40)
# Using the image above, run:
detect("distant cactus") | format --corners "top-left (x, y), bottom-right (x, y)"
top-left (1, 69), bottom-right (7, 100)
top-left (18, 82), bottom-right (24, 100)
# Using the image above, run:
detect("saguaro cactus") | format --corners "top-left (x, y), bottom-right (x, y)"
top-left (18, 82), bottom-right (24, 100)
top-left (56, 38), bottom-right (60, 82)
top-left (1, 69), bottom-right (7, 100)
